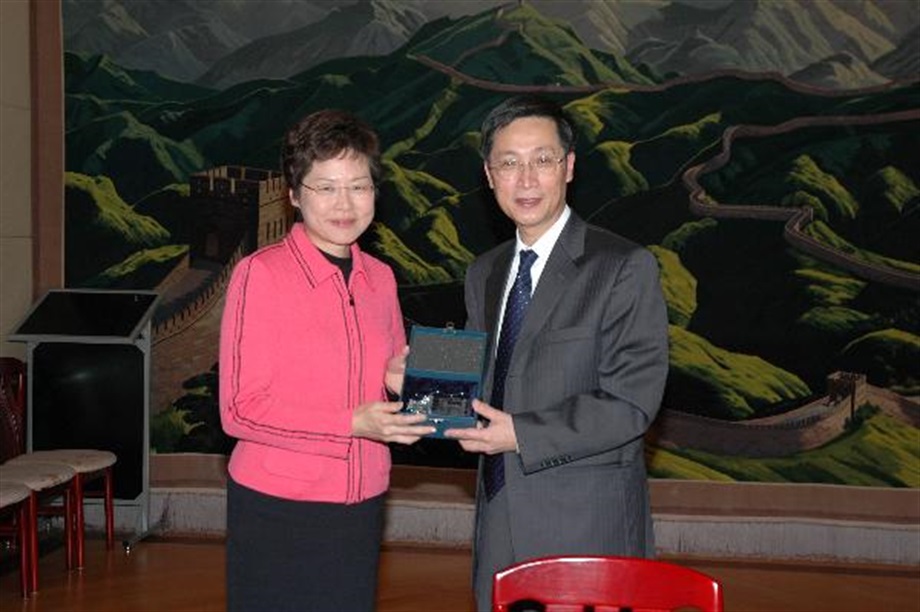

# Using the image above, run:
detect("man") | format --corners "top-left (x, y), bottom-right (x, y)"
top-left (445, 95), bottom-right (669, 610)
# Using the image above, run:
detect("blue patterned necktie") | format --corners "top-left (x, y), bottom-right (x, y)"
top-left (484, 249), bottom-right (538, 501)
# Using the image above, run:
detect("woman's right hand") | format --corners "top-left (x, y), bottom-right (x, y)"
top-left (352, 401), bottom-right (435, 444)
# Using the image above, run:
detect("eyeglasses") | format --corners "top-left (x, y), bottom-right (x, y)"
top-left (301, 183), bottom-right (376, 198)
top-left (488, 153), bottom-right (566, 179)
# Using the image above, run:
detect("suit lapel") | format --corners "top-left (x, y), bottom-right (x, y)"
top-left (485, 246), bottom-right (514, 339)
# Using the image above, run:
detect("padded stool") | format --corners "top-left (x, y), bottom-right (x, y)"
top-left (0, 480), bottom-right (33, 597)
top-left (8, 449), bottom-right (116, 568)
top-left (0, 461), bottom-right (76, 593)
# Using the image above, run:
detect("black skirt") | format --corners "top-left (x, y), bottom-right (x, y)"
top-left (226, 477), bottom-right (385, 612)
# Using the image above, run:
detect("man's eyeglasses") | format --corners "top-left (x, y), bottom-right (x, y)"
top-left (301, 183), bottom-right (376, 198)
top-left (488, 153), bottom-right (566, 179)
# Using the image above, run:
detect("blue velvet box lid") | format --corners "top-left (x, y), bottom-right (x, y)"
top-left (400, 325), bottom-right (488, 438)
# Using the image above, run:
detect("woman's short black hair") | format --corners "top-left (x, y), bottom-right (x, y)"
top-left (280, 109), bottom-right (381, 190)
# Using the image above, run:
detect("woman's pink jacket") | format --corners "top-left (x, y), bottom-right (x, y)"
top-left (219, 224), bottom-right (406, 503)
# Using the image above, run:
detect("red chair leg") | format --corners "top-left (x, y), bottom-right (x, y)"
top-left (25, 494), bottom-right (38, 594)
top-left (72, 474), bottom-right (86, 569)
top-left (17, 503), bottom-right (31, 597)
top-left (64, 486), bottom-right (74, 571)
top-left (104, 466), bottom-right (115, 549)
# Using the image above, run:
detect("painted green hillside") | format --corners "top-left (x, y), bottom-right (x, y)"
top-left (66, 110), bottom-right (204, 203)
top-left (65, 172), bottom-right (172, 285)
top-left (660, 214), bottom-right (918, 394)
top-left (699, 121), bottom-right (920, 264)
top-left (649, 245), bottom-right (697, 328)
top-left (804, 221), bottom-right (920, 275)
top-left (665, 325), bottom-right (812, 420)
top-left (650, 409), bottom-right (920, 487)
top-left (85, 245), bottom-right (189, 290)
top-left (133, 184), bottom-right (194, 242)
top-left (408, 3), bottom-right (653, 87)
top-left (65, 52), bottom-right (212, 103)
top-left (838, 329), bottom-right (920, 394)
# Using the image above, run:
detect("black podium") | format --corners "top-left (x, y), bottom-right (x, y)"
top-left (9, 289), bottom-right (159, 543)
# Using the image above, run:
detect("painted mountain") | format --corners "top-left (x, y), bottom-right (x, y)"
top-left (63, 0), bottom-right (920, 88)
top-left (61, 0), bottom-right (919, 484)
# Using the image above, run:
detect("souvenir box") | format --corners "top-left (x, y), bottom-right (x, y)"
top-left (400, 325), bottom-right (488, 438)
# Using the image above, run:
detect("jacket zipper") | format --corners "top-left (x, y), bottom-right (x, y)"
top-left (339, 272), bottom-right (364, 503)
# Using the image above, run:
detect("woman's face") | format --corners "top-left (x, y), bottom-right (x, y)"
top-left (290, 151), bottom-right (375, 257)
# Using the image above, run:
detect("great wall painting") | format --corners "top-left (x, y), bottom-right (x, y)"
top-left (60, 0), bottom-right (919, 486)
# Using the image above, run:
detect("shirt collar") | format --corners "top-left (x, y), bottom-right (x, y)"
top-left (514, 205), bottom-right (571, 261)
top-left (289, 224), bottom-right (371, 288)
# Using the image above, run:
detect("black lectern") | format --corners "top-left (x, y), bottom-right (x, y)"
top-left (9, 289), bottom-right (159, 544)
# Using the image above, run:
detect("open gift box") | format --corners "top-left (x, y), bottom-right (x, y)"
top-left (400, 325), bottom-right (488, 438)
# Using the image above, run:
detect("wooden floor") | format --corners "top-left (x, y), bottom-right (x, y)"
top-left (1, 536), bottom-right (918, 611)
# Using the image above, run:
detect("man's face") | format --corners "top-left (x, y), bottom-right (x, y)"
top-left (484, 116), bottom-right (574, 245)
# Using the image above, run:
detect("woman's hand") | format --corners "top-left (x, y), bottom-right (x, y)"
top-left (384, 345), bottom-right (409, 397)
top-left (352, 400), bottom-right (434, 444)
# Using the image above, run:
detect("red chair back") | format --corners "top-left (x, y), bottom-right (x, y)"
top-left (0, 357), bottom-right (27, 462)
top-left (493, 555), bottom-right (723, 612)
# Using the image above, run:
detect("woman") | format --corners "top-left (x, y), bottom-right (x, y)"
top-left (219, 109), bottom-right (433, 611)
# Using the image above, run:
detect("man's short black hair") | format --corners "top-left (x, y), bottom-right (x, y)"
top-left (479, 95), bottom-right (576, 160)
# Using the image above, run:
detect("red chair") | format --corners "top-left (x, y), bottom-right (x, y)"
top-left (0, 365), bottom-right (75, 594)
top-left (0, 357), bottom-right (116, 572)
top-left (492, 555), bottom-right (724, 612)
top-left (0, 480), bottom-right (32, 597)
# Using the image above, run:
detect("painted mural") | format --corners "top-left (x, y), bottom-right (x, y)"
top-left (60, 0), bottom-right (919, 485)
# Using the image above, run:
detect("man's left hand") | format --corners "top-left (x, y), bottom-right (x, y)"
top-left (443, 399), bottom-right (518, 454)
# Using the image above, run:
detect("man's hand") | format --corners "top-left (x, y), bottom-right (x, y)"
top-left (443, 399), bottom-right (518, 454)
top-left (352, 400), bottom-right (434, 444)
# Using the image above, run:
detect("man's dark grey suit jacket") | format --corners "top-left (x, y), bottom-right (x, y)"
top-left (464, 211), bottom-right (670, 579)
